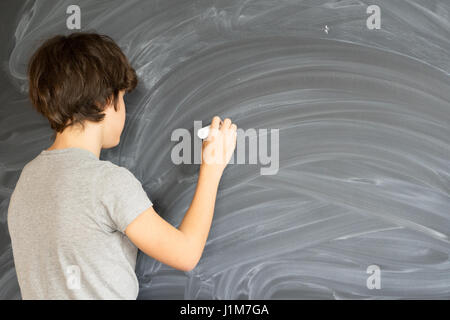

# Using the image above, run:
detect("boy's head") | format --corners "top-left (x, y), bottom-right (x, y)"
top-left (27, 32), bottom-right (137, 148)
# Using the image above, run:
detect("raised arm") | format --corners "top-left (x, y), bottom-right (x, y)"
top-left (125, 116), bottom-right (237, 271)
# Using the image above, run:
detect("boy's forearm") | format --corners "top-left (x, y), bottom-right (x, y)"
top-left (178, 165), bottom-right (222, 265)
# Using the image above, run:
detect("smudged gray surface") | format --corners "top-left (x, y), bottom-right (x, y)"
top-left (0, 0), bottom-right (449, 299)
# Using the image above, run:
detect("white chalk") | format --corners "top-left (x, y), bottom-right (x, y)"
top-left (197, 125), bottom-right (210, 139)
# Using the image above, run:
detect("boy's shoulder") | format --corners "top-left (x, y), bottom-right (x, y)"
top-left (19, 148), bottom-right (138, 184)
top-left (98, 161), bottom-right (142, 186)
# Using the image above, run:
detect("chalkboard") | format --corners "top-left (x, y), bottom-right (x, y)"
top-left (1, 0), bottom-right (449, 299)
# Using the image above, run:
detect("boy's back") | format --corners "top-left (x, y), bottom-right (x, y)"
top-left (8, 147), bottom-right (152, 299)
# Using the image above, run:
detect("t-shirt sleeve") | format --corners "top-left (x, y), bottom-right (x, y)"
top-left (98, 165), bottom-right (153, 233)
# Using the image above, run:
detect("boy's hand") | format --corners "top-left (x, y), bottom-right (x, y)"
top-left (200, 116), bottom-right (237, 177)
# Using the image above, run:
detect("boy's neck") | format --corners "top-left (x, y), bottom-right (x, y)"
top-left (47, 122), bottom-right (103, 158)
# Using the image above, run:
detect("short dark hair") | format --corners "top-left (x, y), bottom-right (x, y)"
top-left (28, 32), bottom-right (137, 132)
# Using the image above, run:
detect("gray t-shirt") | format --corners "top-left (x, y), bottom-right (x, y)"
top-left (7, 147), bottom-right (152, 299)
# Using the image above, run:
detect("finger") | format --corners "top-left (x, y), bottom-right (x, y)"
top-left (210, 116), bottom-right (221, 130)
top-left (221, 118), bottom-right (232, 131)
top-left (230, 123), bottom-right (237, 132)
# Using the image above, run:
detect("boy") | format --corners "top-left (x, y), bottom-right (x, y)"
top-left (7, 32), bottom-right (237, 299)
